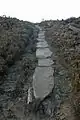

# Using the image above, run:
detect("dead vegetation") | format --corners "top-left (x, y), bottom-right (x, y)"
top-left (41, 17), bottom-right (80, 119)
top-left (0, 16), bottom-right (37, 84)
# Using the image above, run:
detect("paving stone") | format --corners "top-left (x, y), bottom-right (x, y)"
top-left (33, 67), bottom-right (54, 98)
top-left (37, 38), bottom-right (45, 42)
top-left (38, 34), bottom-right (45, 39)
top-left (36, 48), bottom-right (52, 58)
top-left (37, 41), bottom-right (48, 48)
top-left (38, 58), bottom-right (54, 66)
top-left (38, 36), bottom-right (45, 39)
top-left (38, 31), bottom-right (45, 36)
top-left (33, 27), bottom-right (54, 101)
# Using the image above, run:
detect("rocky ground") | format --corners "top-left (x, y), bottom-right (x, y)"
top-left (40, 17), bottom-right (80, 120)
top-left (0, 16), bottom-right (80, 120)
top-left (0, 16), bottom-right (38, 120)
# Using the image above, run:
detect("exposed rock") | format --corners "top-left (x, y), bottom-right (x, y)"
top-left (33, 28), bottom-right (54, 102)
top-left (38, 58), bottom-right (54, 67)
top-left (33, 66), bottom-right (54, 99)
top-left (36, 48), bottom-right (52, 58)
top-left (69, 25), bottom-right (80, 32)
top-left (37, 41), bottom-right (48, 48)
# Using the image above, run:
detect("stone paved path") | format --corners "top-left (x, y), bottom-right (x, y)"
top-left (33, 26), bottom-right (54, 100)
